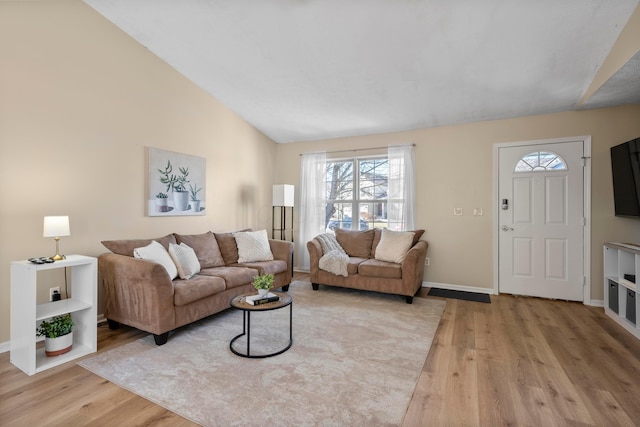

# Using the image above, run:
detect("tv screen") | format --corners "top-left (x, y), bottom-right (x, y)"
top-left (611, 137), bottom-right (640, 218)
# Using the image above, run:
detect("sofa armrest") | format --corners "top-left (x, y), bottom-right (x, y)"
top-left (401, 240), bottom-right (428, 288)
top-left (307, 238), bottom-right (323, 281)
top-left (98, 253), bottom-right (176, 335)
top-left (268, 239), bottom-right (294, 285)
top-left (269, 239), bottom-right (294, 263)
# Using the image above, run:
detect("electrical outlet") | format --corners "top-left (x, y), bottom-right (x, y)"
top-left (49, 286), bottom-right (60, 302)
top-left (424, 257), bottom-right (430, 266)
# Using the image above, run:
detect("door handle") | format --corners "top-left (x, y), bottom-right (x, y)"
top-left (501, 225), bottom-right (514, 231)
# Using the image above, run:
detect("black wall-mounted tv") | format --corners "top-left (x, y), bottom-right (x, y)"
top-left (611, 137), bottom-right (640, 218)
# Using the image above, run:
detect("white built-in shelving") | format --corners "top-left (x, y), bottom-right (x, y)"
top-left (10, 255), bottom-right (97, 375)
top-left (604, 243), bottom-right (640, 340)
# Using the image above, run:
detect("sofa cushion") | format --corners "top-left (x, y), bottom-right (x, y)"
top-left (133, 240), bottom-right (178, 280)
top-left (411, 229), bottom-right (425, 246)
top-left (347, 257), bottom-right (368, 275)
top-left (358, 259), bottom-right (402, 279)
top-left (374, 229), bottom-right (415, 263)
top-left (175, 232), bottom-right (225, 268)
top-left (241, 260), bottom-right (288, 276)
top-left (168, 243), bottom-right (201, 279)
top-left (234, 230), bottom-right (274, 263)
top-left (334, 228), bottom-right (375, 258)
top-left (102, 234), bottom-right (177, 257)
top-left (214, 229), bottom-right (251, 265)
top-left (199, 266), bottom-right (259, 289)
top-left (173, 275), bottom-right (226, 306)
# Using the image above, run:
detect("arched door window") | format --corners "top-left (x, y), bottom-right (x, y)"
top-left (514, 151), bottom-right (567, 172)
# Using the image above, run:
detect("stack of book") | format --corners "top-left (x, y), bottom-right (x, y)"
top-left (245, 292), bottom-right (280, 306)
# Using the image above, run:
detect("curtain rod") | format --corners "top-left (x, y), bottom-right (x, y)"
top-left (299, 143), bottom-right (415, 156)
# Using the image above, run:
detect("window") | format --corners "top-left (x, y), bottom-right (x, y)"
top-left (514, 151), bottom-right (567, 172)
top-left (324, 157), bottom-right (390, 232)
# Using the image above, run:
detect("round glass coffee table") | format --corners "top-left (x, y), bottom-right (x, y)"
top-left (229, 292), bottom-right (293, 358)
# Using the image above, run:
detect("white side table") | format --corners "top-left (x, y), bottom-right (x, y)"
top-left (10, 255), bottom-right (97, 375)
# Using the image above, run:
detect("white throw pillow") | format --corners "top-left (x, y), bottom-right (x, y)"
top-left (234, 230), bottom-right (274, 263)
top-left (374, 229), bottom-right (416, 264)
top-left (168, 242), bottom-right (201, 280)
top-left (133, 240), bottom-right (178, 280)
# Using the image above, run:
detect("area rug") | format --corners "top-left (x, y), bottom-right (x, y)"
top-left (427, 287), bottom-right (491, 303)
top-left (79, 281), bottom-right (445, 426)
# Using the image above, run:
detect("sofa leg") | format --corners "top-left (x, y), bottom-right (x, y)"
top-left (312, 283), bottom-right (319, 291)
top-left (405, 296), bottom-right (413, 304)
top-left (107, 319), bottom-right (120, 330)
top-left (281, 285), bottom-right (290, 292)
top-left (153, 332), bottom-right (169, 346)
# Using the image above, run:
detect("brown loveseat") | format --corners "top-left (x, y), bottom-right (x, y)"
top-left (99, 231), bottom-right (293, 345)
top-left (307, 228), bottom-right (427, 303)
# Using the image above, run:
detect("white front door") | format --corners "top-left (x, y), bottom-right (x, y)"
top-left (498, 141), bottom-right (585, 301)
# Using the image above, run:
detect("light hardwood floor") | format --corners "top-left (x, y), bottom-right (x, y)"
top-left (1, 273), bottom-right (640, 426)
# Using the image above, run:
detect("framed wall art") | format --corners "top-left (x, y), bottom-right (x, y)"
top-left (147, 147), bottom-right (206, 216)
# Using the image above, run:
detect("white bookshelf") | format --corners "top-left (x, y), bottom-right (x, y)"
top-left (10, 255), bottom-right (97, 375)
top-left (604, 243), bottom-right (640, 340)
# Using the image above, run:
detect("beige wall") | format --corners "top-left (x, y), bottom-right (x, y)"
top-left (276, 105), bottom-right (640, 301)
top-left (0, 1), bottom-right (278, 344)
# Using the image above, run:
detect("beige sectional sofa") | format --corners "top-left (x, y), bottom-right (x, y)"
top-left (307, 228), bottom-right (427, 303)
top-left (99, 231), bottom-right (293, 345)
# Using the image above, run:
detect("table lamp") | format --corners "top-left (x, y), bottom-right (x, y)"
top-left (43, 216), bottom-right (70, 261)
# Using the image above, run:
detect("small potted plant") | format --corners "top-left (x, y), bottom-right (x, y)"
top-left (252, 273), bottom-right (275, 297)
top-left (189, 183), bottom-right (202, 212)
top-left (36, 313), bottom-right (74, 357)
top-left (155, 192), bottom-right (169, 212)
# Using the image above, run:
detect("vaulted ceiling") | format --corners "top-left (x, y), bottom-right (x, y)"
top-left (84, 0), bottom-right (640, 143)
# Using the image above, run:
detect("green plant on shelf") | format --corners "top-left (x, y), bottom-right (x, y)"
top-left (36, 313), bottom-right (74, 338)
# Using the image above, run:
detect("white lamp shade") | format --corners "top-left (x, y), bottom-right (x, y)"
top-left (272, 184), bottom-right (295, 207)
top-left (43, 216), bottom-right (70, 237)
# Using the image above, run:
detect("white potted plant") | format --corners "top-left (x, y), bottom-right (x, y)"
top-left (36, 313), bottom-right (74, 357)
top-left (155, 192), bottom-right (169, 212)
top-left (189, 183), bottom-right (202, 212)
top-left (158, 160), bottom-right (190, 211)
top-left (252, 273), bottom-right (275, 297)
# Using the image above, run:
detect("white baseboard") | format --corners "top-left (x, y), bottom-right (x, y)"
top-left (422, 281), bottom-right (495, 295)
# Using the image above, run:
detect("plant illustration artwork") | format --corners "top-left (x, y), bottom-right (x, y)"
top-left (147, 148), bottom-right (206, 216)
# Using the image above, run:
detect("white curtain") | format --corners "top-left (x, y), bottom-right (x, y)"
top-left (388, 144), bottom-right (416, 230)
top-left (298, 151), bottom-right (326, 270)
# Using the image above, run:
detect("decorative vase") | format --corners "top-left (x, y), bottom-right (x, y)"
top-left (155, 198), bottom-right (169, 212)
top-left (44, 332), bottom-right (73, 357)
top-left (258, 288), bottom-right (269, 297)
top-left (173, 191), bottom-right (189, 211)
